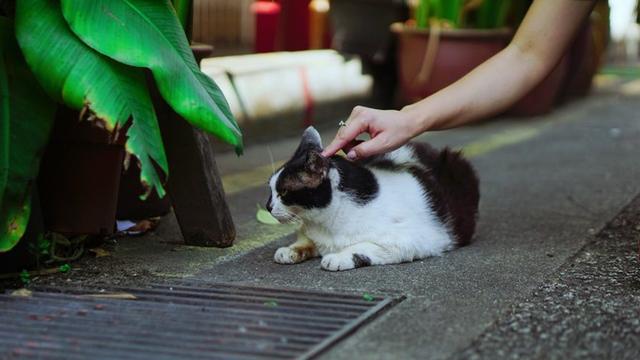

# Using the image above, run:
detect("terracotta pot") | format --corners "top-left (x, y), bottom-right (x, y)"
top-left (507, 53), bottom-right (569, 117)
top-left (38, 107), bottom-right (124, 236)
top-left (392, 23), bottom-right (512, 104)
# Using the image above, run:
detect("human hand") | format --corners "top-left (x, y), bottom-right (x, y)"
top-left (321, 106), bottom-right (421, 160)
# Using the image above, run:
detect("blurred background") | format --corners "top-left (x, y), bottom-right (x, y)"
top-left (185, 0), bottom-right (638, 148)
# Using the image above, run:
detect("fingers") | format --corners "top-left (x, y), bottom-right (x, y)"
top-left (347, 135), bottom-right (390, 160)
top-left (341, 139), bottom-right (363, 154)
top-left (321, 106), bottom-right (370, 157)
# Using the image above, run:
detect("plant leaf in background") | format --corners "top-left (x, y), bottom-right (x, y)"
top-left (440, 0), bottom-right (465, 27)
top-left (476, 0), bottom-right (511, 29)
top-left (60, 0), bottom-right (243, 153)
top-left (0, 16), bottom-right (56, 252)
top-left (15, 0), bottom-right (168, 199)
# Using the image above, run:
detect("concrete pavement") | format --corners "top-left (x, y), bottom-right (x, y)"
top-left (19, 76), bottom-right (640, 359)
top-left (195, 88), bottom-right (640, 359)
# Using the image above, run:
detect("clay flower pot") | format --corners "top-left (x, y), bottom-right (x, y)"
top-left (392, 22), bottom-right (512, 104)
top-left (38, 106), bottom-right (125, 236)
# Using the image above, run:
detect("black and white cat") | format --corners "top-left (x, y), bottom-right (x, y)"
top-left (266, 127), bottom-right (479, 271)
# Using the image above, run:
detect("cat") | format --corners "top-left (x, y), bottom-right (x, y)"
top-left (266, 126), bottom-right (479, 271)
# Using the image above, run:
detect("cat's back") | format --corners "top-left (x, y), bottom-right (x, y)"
top-left (359, 143), bottom-right (480, 246)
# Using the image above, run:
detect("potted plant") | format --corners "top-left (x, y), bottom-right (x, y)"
top-left (0, 0), bottom-right (242, 253)
top-left (392, 0), bottom-right (514, 104)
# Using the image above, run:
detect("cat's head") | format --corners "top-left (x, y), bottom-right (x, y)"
top-left (266, 127), bottom-right (333, 222)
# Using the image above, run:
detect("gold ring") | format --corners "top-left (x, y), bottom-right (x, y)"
top-left (338, 120), bottom-right (346, 127)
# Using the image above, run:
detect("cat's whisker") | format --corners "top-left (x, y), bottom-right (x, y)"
top-left (267, 145), bottom-right (276, 174)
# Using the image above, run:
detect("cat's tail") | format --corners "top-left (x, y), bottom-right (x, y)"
top-left (428, 147), bottom-right (480, 247)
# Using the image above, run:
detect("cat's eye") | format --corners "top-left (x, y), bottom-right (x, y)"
top-left (279, 190), bottom-right (288, 198)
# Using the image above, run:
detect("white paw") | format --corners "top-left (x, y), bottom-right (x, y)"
top-left (274, 247), bottom-right (297, 264)
top-left (320, 253), bottom-right (355, 272)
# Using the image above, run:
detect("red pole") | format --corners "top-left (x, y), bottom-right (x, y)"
top-left (251, 1), bottom-right (281, 53)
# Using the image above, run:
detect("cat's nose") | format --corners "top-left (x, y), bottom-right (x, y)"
top-left (266, 195), bottom-right (273, 212)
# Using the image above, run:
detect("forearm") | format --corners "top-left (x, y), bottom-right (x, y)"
top-left (402, 44), bottom-right (539, 131)
top-left (403, 0), bottom-right (596, 132)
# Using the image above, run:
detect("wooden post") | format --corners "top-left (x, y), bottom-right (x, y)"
top-left (151, 44), bottom-right (236, 247)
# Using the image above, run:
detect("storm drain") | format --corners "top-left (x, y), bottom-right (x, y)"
top-left (0, 283), bottom-right (403, 359)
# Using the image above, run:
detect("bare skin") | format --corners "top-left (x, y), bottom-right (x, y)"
top-left (322, 0), bottom-right (596, 160)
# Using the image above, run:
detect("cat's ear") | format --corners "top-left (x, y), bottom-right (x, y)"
top-left (300, 126), bottom-right (323, 150)
top-left (305, 150), bottom-right (329, 175)
top-left (291, 126), bottom-right (323, 161)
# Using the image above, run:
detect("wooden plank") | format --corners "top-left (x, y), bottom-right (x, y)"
top-left (149, 59), bottom-right (236, 247)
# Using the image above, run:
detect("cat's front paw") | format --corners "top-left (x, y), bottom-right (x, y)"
top-left (274, 247), bottom-right (299, 264)
top-left (321, 253), bottom-right (355, 272)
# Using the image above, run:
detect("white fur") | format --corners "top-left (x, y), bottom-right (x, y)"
top-left (269, 143), bottom-right (453, 271)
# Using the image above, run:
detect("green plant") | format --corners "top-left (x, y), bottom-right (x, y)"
top-left (19, 269), bottom-right (30, 285)
top-left (415, 0), bottom-right (514, 29)
top-left (28, 233), bottom-right (51, 269)
top-left (0, 0), bottom-right (243, 252)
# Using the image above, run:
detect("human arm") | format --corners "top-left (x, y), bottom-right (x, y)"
top-left (322, 0), bottom-right (596, 159)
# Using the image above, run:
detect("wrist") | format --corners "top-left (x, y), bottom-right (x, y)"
top-left (401, 102), bottom-right (435, 136)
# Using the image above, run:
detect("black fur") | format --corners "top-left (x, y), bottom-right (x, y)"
top-left (408, 143), bottom-right (480, 246)
top-left (352, 254), bottom-right (372, 268)
top-left (271, 130), bottom-right (479, 247)
top-left (275, 130), bottom-right (332, 209)
top-left (279, 179), bottom-right (332, 209)
top-left (331, 156), bottom-right (379, 205)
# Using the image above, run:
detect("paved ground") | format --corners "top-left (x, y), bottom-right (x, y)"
top-left (455, 195), bottom-right (640, 360)
top-left (10, 75), bottom-right (640, 359)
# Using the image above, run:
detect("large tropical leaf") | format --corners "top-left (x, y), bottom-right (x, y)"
top-left (0, 16), bottom-right (56, 252)
top-left (171, 0), bottom-right (192, 33)
top-left (0, 17), bottom-right (9, 208)
top-left (15, 0), bottom-right (168, 199)
top-left (60, 0), bottom-right (243, 153)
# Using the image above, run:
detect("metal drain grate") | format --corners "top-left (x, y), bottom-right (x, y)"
top-left (0, 283), bottom-right (403, 359)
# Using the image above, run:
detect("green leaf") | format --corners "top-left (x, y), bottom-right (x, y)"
top-left (58, 263), bottom-right (71, 273)
top-left (263, 300), bottom-right (278, 307)
top-left (256, 204), bottom-right (280, 225)
top-left (171, 0), bottom-right (192, 32)
top-left (476, 0), bottom-right (511, 29)
top-left (60, 0), bottom-right (243, 153)
top-left (0, 16), bottom-right (56, 252)
top-left (15, 0), bottom-right (168, 199)
top-left (362, 293), bottom-right (375, 302)
top-left (0, 15), bottom-right (12, 209)
top-left (19, 269), bottom-right (30, 285)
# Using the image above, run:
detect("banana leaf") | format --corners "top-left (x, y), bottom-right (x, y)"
top-left (1, 19), bottom-right (9, 208)
top-left (60, 0), bottom-right (243, 153)
top-left (0, 16), bottom-right (56, 252)
top-left (15, 0), bottom-right (168, 199)
top-left (172, 0), bottom-right (192, 33)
